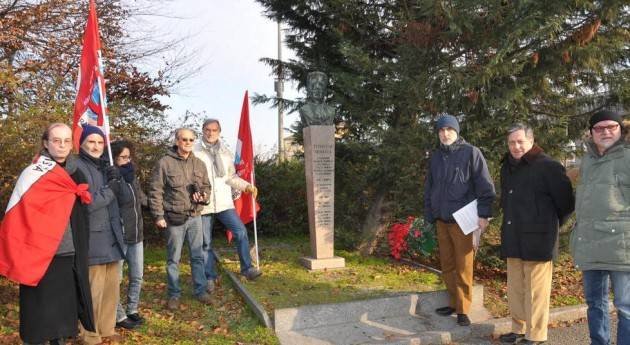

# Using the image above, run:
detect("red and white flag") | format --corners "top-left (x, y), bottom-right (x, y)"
top-left (0, 156), bottom-right (91, 286)
top-left (72, 0), bottom-right (109, 150)
top-left (233, 90), bottom-right (260, 224)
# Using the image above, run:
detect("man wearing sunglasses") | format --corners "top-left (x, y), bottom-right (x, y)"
top-left (149, 128), bottom-right (211, 310)
top-left (571, 110), bottom-right (630, 345)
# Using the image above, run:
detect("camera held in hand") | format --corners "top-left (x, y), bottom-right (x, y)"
top-left (188, 183), bottom-right (208, 205)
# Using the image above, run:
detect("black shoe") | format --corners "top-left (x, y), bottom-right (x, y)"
top-left (500, 332), bottom-right (525, 343)
top-left (127, 313), bottom-right (145, 325)
top-left (115, 317), bottom-right (138, 330)
top-left (517, 340), bottom-right (546, 345)
top-left (435, 306), bottom-right (456, 316)
top-left (457, 313), bottom-right (471, 326)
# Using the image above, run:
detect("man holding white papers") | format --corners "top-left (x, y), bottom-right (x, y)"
top-left (424, 114), bottom-right (495, 326)
top-left (498, 124), bottom-right (574, 345)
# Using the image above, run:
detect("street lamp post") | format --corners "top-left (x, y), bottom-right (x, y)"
top-left (275, 20), bottom-right (285, 163)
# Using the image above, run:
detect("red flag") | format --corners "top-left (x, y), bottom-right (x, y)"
top-left (0, 156), bottom-right (91, 286)
top-left (233, 91), bottom-right (260, 224)
top-left (72, 0), bottom-right (108, 150)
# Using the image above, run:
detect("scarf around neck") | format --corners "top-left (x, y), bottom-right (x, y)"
top-left (203, 138), bottom-right (226, 178)
top-left (118, 162), bottom-right (135, 183)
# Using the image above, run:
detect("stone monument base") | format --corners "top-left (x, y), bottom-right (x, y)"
top-left (300, 256), bottom-right (346, 271)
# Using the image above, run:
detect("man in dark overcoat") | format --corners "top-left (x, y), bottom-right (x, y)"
top-left (498, 123), bottom-right (574, 345)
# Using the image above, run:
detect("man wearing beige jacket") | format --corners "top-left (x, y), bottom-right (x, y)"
top-left (194, 119), bottom-right (261, 293)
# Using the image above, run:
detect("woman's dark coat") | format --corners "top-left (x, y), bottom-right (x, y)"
top-left (118, 177), bottom-right (147, 244)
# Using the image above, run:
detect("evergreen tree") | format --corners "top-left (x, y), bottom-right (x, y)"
top-left (256, 0), bottom-right (629, 251)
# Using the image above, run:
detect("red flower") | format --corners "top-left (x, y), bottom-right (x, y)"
top-left (388, 217), bottom-right (418, 260)
top-left (390, 217), bottom-right (437, 258)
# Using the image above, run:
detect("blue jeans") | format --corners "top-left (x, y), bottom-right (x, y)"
top-left (116, 241), bottom-right (144, 321)
top-left (583, 270), bottom-right (630, 345)
top-left (202, 209), bottom-right (253, 280)
top-left (165, 216), bottom-right (207, 298)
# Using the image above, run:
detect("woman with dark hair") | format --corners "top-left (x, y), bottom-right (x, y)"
top-left (110, 139), bottom-right (148, 329)
top-left (0, 123), bottom-right (95, 345)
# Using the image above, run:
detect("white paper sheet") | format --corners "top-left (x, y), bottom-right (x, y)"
top-left (452, 199), bottom-right (479, 235)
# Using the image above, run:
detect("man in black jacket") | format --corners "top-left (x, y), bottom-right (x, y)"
top-left (424, 114), bottom-right (496, 326)
top-left (498, 124), bottom-right (574, 345)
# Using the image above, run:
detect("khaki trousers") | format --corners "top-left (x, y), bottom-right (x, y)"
top-left (80, 261), bottom-right (121, 345)
top-left (436, 221), bottom-right (474, 314)
top-left (507, 258), bottom-right (553, 342)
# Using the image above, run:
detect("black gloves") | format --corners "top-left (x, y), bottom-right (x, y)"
top-left (105, 165), bottom-right (121, 182)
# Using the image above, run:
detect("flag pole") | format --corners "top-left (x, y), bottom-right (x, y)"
top-left (97, 73), bottom-right (113, 166)
top-left (251, 164), bottom-right (260, 269)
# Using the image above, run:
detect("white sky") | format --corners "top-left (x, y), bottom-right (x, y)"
top-left (139, 0), bottom-right (300, 155)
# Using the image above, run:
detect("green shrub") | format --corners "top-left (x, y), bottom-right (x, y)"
top-left (255, 158), bottom-right (309, 236)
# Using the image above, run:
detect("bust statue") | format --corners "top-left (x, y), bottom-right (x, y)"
top-left (299, 71), bottom-right (335, 126)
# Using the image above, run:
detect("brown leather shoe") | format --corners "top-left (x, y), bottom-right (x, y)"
top-left (196, 292), bottom-right (212, 304)
top-left (167, 297), bottom-right (180, 310)
top-left (243, 267), bottom-right (262, 281)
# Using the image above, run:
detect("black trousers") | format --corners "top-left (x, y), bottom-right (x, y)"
top-left (20, 255), bottom-right (78, 344)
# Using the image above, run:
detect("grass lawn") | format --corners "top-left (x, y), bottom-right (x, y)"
top-left (217, 235), bottom-right (442, 314)
top-left (0, 243), bottom-right (278, 345)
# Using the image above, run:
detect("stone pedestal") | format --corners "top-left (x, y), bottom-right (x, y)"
top-left (301, 125), bottom-right (345, 270)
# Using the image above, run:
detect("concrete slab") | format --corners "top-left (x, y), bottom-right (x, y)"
top-left (275, 287), bottom-right (493, 345)
top-left (301, 256), bottom-right (346, 270)
top-left (223, 257), bottom-right (602, 345)
top-left (275, 294), bottom-right (420, 332)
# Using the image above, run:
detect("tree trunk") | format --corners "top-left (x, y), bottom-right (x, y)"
top-left (357, 186), bottom-right (391, 256)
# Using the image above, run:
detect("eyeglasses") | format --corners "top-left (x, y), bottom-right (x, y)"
top-left (592, 124), bottom-right (619, 134)
top-left (179, 138), bottom-right (195, 142)
top-left (49, 138), bottom-right (72, 146)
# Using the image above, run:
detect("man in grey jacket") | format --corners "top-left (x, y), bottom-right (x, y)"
top-left (571, 110), bottom-right (630, 345)
top-left (149, 128), bottom-right (211, 310)
top-left (75, 125), bottom-right (128, 345)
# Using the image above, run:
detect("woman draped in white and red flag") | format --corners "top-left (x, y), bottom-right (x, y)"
top-left (0, 123), bottom-right (95, 345)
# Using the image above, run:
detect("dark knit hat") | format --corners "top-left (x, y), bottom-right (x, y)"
top-left (79, 124), bottom-right (105, 144)
top-left (436, 115), bottom-right (460, 134)
top-left (589, 110), bottom-right (624, 130)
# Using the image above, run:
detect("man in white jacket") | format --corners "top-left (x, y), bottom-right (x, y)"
top-left (194, 119), bottom-right (261, 290)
